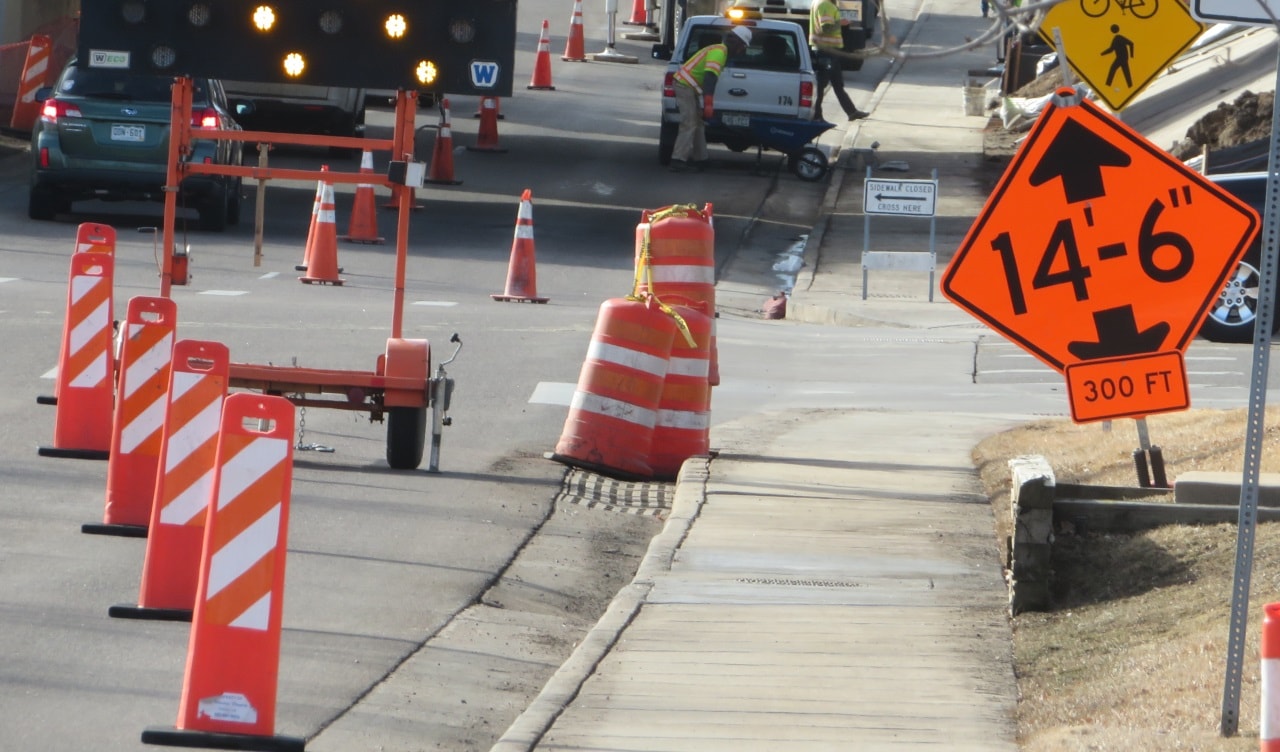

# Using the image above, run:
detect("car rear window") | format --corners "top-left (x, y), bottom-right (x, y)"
top-left (682, 28), bottom-right (802, 71)
top-left (58, 66), bottom-right (209, 104)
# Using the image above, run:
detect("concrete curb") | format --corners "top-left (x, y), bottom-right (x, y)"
top-left (487, 457), bottom-right (711, 752)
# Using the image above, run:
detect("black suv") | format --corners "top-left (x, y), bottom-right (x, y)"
top-left (1202, 172), bottom-right (1277, 343)
top-left (28, 61), bottom-right (243, 231)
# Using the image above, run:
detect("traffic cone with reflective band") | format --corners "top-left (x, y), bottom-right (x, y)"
top-left (341, 151), bottom-right (384, 244)
top-left (472, 96), bottom-right (504, 119)
top-left (110, 340), bottom-right (229, 622)
top-left (38, 252), bottom-right (115, 460)
top-left (563, 0), bottom-right (587, 61)
top-left (553, 296), bottom-right (678, 480)
top-left (9, 34), bottom-right (51, 132)
top-left (468, 97), bottom-right (507, 153)
top-left (529, 20), bottom-right (556, 90)
top-left (296, 166), bottom-right (327, 272)
top-left (492, 189), bottom-right (549, 303)
top-left (625, 0), bottom-right (648, 25)
top-left (1265, 603), bottom-right (1280, 751)
top-left (141, 394), bottom-right (303, 751)
top-left (84, 296), bottom-right (177, 538)
top-left (427, 98), bottom-right (462, 185)
top-left (300, 181), bottom-right (345, 285)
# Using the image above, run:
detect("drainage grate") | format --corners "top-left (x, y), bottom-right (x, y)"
top-left (555, 468), bottom-right (673, 516)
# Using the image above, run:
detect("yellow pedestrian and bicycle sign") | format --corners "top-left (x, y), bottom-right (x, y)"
top-left (1038, 0), bottom-right (1206, 110)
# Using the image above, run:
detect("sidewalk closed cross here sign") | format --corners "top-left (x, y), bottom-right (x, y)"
top-left (863, 178), bottom-right (937, 216)
top-left (942, 89), bottom-right (1259, 420)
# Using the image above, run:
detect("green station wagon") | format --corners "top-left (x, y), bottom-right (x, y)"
top-left (28, 60), bottom-right (243, 231)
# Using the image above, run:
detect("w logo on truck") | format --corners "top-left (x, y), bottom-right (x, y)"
top-left (470, 61), bottom-right (501, 89)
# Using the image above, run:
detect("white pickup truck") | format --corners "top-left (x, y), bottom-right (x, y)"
top-left (652, 17), bottom-right (822, 175)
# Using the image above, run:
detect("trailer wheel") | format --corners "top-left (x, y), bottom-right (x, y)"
top-left (789, 147), bottom-right (828, 182)
top-left (386, 406), bottom-right (427, 470)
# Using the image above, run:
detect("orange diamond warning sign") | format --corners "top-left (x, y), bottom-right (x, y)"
top-left (942, 90), bottom-right (1259, 376)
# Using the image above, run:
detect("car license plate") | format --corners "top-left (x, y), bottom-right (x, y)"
top-left (721, 112), bottom-right (750, 128)
top-left (111, 124), bottom-right (145, 142)
top-left (840, 7), bottom-right (863, 22)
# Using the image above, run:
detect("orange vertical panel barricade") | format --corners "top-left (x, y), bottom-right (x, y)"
top-left (38, 224), bottom-right (116, 409)
top-left (141, 393), bottom-right (302, 751)
top-left (84, 296), bottom-right (177, 537)
top-left (38, 252), bottom-right (115, 460)
top-left (9, 34), bottom-right (52, 132)
top-left (648, 303), bottom-right (711, 480)
top-left (635, 203), bottom-right (720, 385)
top-left (553, 297), bottom-right (678, 480)
top-left (1264, 602), bottom-right (1280, 752)
top-left (110, 340), bottom-right (229, 622)
top-left (75, 222), bottom-right (117, 254)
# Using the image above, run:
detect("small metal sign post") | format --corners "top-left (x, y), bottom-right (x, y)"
top-left (860, 168), bottom-right (938, 300)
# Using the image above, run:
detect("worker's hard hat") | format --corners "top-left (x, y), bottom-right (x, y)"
top-left (730, 25), bottom-right (752, 45)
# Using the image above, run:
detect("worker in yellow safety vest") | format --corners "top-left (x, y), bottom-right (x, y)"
top-left (670, 25), bottom-right (752, 173)
top-left (810, 0), bottom-right (869, 121)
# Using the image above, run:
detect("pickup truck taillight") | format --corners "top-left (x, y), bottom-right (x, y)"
top-left (192, 107), bottom-right (219, 129)
top-left (40, 98), bottom-right (82, 124)
top-left (799, 80), bottom-right (814, 110)
top-left (663, 72), bottom-right (676, 100)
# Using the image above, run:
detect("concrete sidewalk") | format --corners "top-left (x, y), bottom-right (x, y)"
top-left (489, 1), bottom-right (1022, 749)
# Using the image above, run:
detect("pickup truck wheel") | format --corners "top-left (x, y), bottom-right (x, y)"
top-left (1199, 256), bottom-right (1280, 343)
top-left (658, 122), bottom-right (677, 166)
top-left (386, 406), bottom-right (427, 470)
top-left (789, 147), bottom-right (828, 182)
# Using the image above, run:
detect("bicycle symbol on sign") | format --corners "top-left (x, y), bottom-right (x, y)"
top-left (1080, 0), bottom-right (1157, 17)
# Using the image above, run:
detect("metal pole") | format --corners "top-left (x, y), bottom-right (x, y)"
top-left (862, 165), bottom-right (872, 300)
top-left (1220, 43), bottom-right (1280, 738)
top-left (928, 167), bottom-right (937, 302)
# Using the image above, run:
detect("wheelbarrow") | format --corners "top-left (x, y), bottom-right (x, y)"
top-left (712, 112), bottom-right (836, 182)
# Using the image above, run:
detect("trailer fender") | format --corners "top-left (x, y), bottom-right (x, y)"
top-left (382, 338), bottom-right (430, 408)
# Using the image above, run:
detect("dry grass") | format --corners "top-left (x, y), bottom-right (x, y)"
top-left (973, 407), bottom-right (1280, 751)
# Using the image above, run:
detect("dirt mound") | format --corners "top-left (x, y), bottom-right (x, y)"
top-left (1169, 89), bottom-right (1274, 161)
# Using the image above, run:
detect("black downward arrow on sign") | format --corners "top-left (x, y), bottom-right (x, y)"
top-left (1028, 118), bottom-right (1131, 204)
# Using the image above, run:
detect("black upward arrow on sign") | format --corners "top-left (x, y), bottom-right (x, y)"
top-left (1027, 118), bottom-right (1131, 204)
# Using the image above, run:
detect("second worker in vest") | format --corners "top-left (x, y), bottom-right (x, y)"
top-left (811, 0), bottom-right (870, 121)
top-left (670, 25), bottom-right (752, 173)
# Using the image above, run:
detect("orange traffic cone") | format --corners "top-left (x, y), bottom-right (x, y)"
top-left (529, 19), bottom-right (556, 90)
top-left (83, 296), bottom-right (178, 538)
top-left (563, 0), bottom-right (587, 62)
top-left (299, 181), bottom-right (345, 285)
top-left (427, 98), bottom-right (462, 185)
top-left (9, 34), bottom-right (52, 132)
top-left (492, 189), bottom-right (549, 303)
top-left (467, 97), bottom-right (508, 153)
top-left (141, 394), bottom-right (302, 750)
top-left (341, 151), bottom-right (384, 244)
top-left (625, 0), bottom-right (649, 25)
top-left (296, 166), bottom-right (327, 271)
top-left (109, 339), bottom-right (229, 622)
top-left (472, 96), bottom-right (504, 119)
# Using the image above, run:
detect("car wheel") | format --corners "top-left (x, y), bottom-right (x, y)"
top-left (28, 186), bottom-right (66, 221)
top-left (227, 179), bottom-right (242, 226)
top-left (198, 183), bottom-right (228, 232)
top-left (386, 406), bottom-right (426, 470)
top-left (658, 122), bottom-right (677, 166)
top-left (1199, 256), bottom-right (1280, 343)
top-left (789, 147), bottom-right (829, 182)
